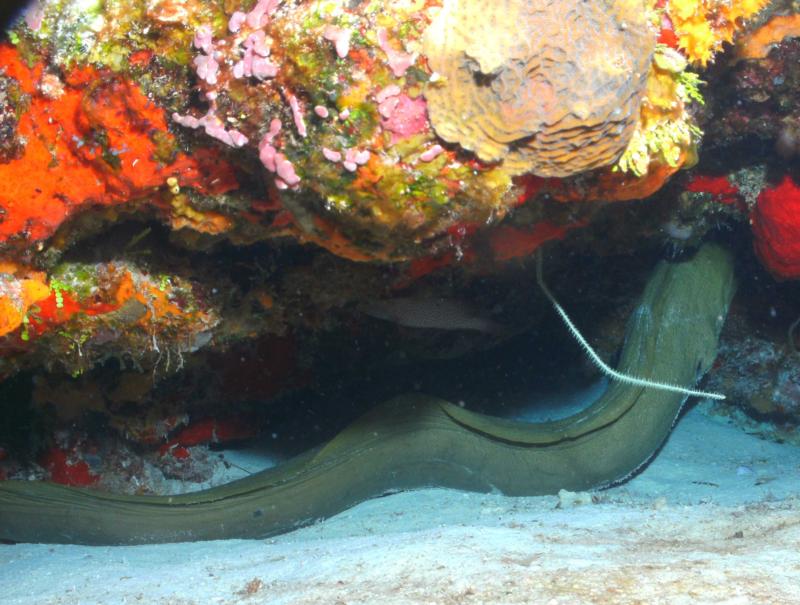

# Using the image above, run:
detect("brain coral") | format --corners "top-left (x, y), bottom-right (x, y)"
top-left (422, 0), bottom-right (656, 177)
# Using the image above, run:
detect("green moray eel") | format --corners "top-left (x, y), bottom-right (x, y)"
top-left (0, 244), bottom-right (735, 545)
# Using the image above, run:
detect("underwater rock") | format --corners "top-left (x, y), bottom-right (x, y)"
top-left (705, 30), bottom-right (800, 150)
top-left (0, 69), bottom-right (24, 162)
top-left (1, 0), bottom-right (758, 266)
top-left (0, 46), bottom-right (239, 248)
top-left (735, 13), bottom-right (800, 62)
top-left (0, 0), bottom-right (796, 469)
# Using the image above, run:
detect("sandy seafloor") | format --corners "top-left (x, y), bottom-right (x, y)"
top-left (2, 400), bottom-right (800, 605)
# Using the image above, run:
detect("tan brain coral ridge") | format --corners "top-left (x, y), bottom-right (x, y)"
top-left (423, 0), bottom-right (656, 177)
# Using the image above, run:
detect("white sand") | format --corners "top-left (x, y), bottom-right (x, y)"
top-left (2, 402), bottom-right (800, 605)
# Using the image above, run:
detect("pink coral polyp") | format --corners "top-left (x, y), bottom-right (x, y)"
top-left (381, 94), bottom-right (429, 143)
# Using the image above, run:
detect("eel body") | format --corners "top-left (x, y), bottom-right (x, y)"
top-left (0, 244), bottom-right (735, 545)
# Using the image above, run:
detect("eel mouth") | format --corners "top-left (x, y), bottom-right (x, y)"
top-left (0, 244), bottom-right (735, 545)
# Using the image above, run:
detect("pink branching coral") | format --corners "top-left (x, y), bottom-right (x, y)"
top-left (173, 0), bottom-right (303, 190)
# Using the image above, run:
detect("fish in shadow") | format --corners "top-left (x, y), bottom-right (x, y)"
top-left (359, 296), bottom-right (510, 336)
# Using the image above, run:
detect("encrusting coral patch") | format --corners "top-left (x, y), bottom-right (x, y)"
top-left (665, 0), bottom-right (772, 66)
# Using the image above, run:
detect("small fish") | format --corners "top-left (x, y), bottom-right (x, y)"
top-left (360, 296), bottom-right (505, 334)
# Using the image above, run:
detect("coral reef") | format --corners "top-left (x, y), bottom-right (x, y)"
top-left (3, 0), bottom-right (800, 493)
top-left (705, 35), bottom-right (800, 148)
top-left (0, 259), bottom-right (219, 379)
top-left (665, 0), bottom-right (771, 66)
top-left (735, 13), bottom-right (800, 61)
top-left (422, 0), bottom-right (654, 177)
top-left (1, 0), bottom-right (767, 267)
top-left (0, 45), bottom-right (239, 248)
top-left (697, 11), bottom-right (800, 280)
top-left (751, 175), bottom-right (800, 279)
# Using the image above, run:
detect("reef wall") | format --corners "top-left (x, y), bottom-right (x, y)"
top-left (1, 0), bottom-right (799, 488)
